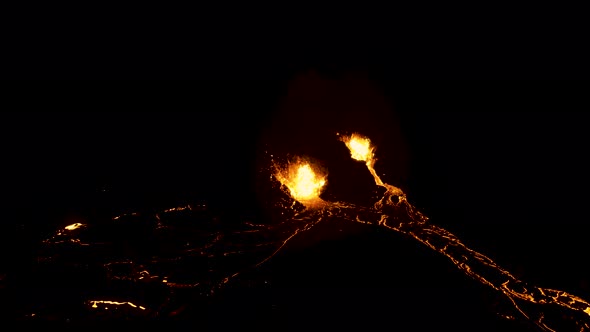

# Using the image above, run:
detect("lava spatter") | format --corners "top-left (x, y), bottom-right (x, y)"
top-left (274, 158), bottom-right (327, 207)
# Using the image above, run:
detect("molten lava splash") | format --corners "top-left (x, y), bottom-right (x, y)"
top-left (343, 133), bottom-right (375, 164)
top-left (275, 160), bottom-right (326, 206)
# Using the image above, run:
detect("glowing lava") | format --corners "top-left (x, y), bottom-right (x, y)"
top-left (343, 133), bottom-right (375, 164)
top-left (64, 223), bottom-right (84, 231)
top-left (89, 300), bottom-right (146, 310)
top-left (275, 160), bottom-right (326, 205)
top-left (339, 132), bottom-right (590, 331)
top-left (341, 133), bottom-right (404, 197)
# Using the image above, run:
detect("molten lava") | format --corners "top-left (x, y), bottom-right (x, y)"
top-left (341, 133), bottom-right (407, 200)
top-left (64, 223), bottom-right (84, 231)
top-left (275, 160), bottom-right (326, 205)
top-left (343, 133), bottom-right (375, 164)
top-left (342, 133), bottom-right (384, 187)
top-left (89, 300), bottom-right (146, 310)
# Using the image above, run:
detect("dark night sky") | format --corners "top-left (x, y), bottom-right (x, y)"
top-left (3, 5), bottom-right (589, 81)
top-left (2, 80), bottom-right (590, 306)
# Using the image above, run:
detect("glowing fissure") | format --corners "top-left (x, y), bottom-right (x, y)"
top-left (90, 197), bottom-right (325, 296)
top-left (89, 300), bottom-right (146, 310)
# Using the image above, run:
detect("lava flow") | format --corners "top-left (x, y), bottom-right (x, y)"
top-left (337, 132), bottom-right (590, 332)
top-left (341, 134), bottom-right (405, 198)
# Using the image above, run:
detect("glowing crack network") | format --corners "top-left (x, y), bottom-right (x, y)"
top-left (333, 133), bottom-right (590, 332)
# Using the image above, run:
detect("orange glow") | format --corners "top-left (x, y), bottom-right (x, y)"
top-left (64, 223), bottom-right (84, 231)
top-left (341, 133), bottom-right (405, 199)
top-left (275, 160), bottom-right (326, 205)
top-left (163, 205), bottom-right (192, 213)
top-left (343, 133), bottom-right (375, 164)
top-left (112, 212), bottom-right (138, 220)
top-left (89, 300), bottom-right (146, 310)
top-left (341, 133), bottom-right (385, 187)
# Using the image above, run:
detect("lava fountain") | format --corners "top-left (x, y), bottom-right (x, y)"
top-left (274, 159), bottom-right (327, 207)
top-left (342, 133), bottom-right (381, 185)
top-left (341, 133), bottom-right (404, 198)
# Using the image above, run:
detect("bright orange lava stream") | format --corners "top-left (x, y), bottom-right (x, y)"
top-left (89, 300), bottom-right (146, 310)
top-left (342, 133), bottom-right (382, 185)
top-left (341, 133), bottom-right (404, 198)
